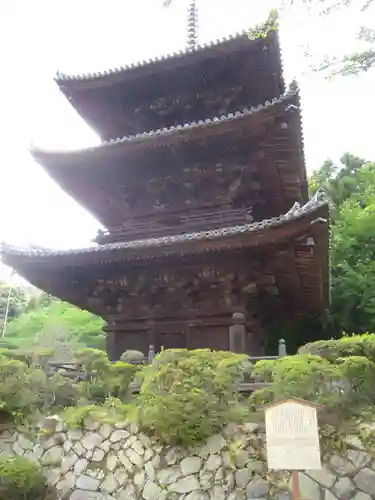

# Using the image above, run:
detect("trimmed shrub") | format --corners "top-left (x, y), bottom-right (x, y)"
top-left (338, 356), bottom-right (375, 406)
top-left (250, 353), bottom-right (375, 414)
top-left (299, 334), bottom-right (375, 364)
top-left (0, 355), bottom-right (77, 422)
top-left (62, 398), bottom-right (135, 429)
top-left (252, 354), bottom-right (339, 404)
top-left (120, 350), bottom-right (145, 363)
top-left (138, 349), bottom-right (250, 446)
top-left (75, 348), bottom-right (138, 402)
top-left (0, 457), bottom-right (55, 500)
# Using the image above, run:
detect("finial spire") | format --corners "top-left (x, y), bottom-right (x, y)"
top-left (187, 0), bottom-right (198, 51)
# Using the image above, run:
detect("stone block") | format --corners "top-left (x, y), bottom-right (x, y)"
top-left (110, 429), bottom-right (130, 443)
top-left (142, 480), bottom-right (162, 500)
top-left (347, 450), bottom-right (371, 469)
top-left (307, 468), bottom-right (336, 488)
top-left (334, 477), bottom-right (355, 497)
top-left (134, 470), bottom-right (146, 491)
top-left (75, 474), bottom-right (100, 491)
top-left (70, 491), bottom-right (104, 500)
top-left (126, 448), bottom-right (143, 467)
top-left (181, 457), bottom-right (203, 476)
top-left (144, 460), bottom-right (156, 481)
top-left (169, 475), bottom-right (200, 494)
top-left (99, 424), bottom-right (113, 440)
top-left (354, 468), bottom-right (375, 496)
top-left (294, 473), bottom-right (321, 500)
top-left (205, 454), bottom-right (222, 471)
top-left (210, 485), bottom-right (226, 500)
top-left (74, 458), bottom-right (88, 475)
top-left (157, 466), bottom-right (182, 486)
top-left (206, 434), bottom-right (226, 454)
top-left (81, 433), bottom-right (103, 450)
top-left (246, 477), bottom-right (269, 498)
top-left (100, 473), bottom-right (117, 494)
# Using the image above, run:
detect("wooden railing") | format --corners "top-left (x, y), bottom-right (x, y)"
top-left (95, 207), bottom-right (255, 244)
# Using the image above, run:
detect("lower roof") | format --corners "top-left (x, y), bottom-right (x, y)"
top-left (2, 192), bottom-right (328, 268)
top-left (1, 192), bottom-right (330, 317)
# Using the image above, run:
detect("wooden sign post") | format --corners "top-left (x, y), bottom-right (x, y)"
top-left (264, 398), bottom-right (322, 500)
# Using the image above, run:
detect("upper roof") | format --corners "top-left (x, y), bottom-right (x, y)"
top-left (54, 24), bottom-right (284, 140)
top-left (55, 26), bottom-right (281, 87)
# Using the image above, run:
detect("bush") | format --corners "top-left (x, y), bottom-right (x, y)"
top-left (120, 350), bottom-right (145, 363)
top-left (138, 349), bottom-right (250, 446)
top-left (75, 348), bottom-right (138, 402)
top-left (8, 348), bottom-right (55, 368)
top-left (0, 457), bottom-right (54, 500)
top-left (0, 339), bottom-right (18, 350)
top-left (299, 334), bottom-right (375, 364)
top-left (250, 353), bottom-right (375, 414)
top-left (253, 354), bottom-right (340, 404)
top-left (248, 387), bottom-right (275, 409)
top-left (338, 356), bottom-right (375, 406)
top-left (62, 398), bottom-right (135, 429)
top-left (0, 355), bottom-right (76, 422)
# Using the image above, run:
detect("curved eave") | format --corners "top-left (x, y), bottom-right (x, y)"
top-left (31, 87), bottom-right (299, 169)
top-left (54, 28), bottom-right (282, 91)
top-left (1, 197), bottom-right (328, 270)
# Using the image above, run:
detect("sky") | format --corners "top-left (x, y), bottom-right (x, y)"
top-left (0, 0), bottom-right (374, 264)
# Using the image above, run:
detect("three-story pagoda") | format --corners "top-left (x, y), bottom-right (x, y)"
top-left (1, 8), bottom-right (329, 360)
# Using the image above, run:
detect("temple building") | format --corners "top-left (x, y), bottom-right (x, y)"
top-left (1, 7), bottom-right (329, 360)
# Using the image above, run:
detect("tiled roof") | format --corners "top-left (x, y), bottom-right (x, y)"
top-left (55, 26), bottom-right (277, 84)
top-left (1, 190), bottom-right (328, 261)
top-left (31, 83), bottom-right (298, 161)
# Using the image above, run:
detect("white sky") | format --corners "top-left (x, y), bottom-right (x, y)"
top-left (0, 0), bottom-right (374, 263)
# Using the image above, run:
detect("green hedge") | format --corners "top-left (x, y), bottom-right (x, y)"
top-left (0, 457), bottom-right (55, 500)
top-left (138, 349), bottom-right (250, 446)
top-left (298, 334), bottom-right (375, 363)
top-left (250, 352), bottom-right (375, 414)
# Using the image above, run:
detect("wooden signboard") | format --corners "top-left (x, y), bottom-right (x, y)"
top-left (265, 398), bottom-right (322, 500)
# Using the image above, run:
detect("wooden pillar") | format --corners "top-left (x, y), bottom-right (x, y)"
top-left (229, 312), bottom-right (246, 353)
top-left (106, 330), bottom-right (119, 362)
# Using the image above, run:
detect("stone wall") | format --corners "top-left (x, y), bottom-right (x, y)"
top-left (0, 418), bottom-right (375, 499)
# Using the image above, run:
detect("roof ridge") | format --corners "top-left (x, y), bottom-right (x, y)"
top-left (31, 82), bottom-right (298, 158)
top-left (1, 193), bottom-right (327, 259)
top-left (54, 15), bottom-right (278, 83)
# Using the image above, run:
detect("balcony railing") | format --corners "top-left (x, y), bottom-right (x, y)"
top-left (95, 207), bottom-right (256, 244)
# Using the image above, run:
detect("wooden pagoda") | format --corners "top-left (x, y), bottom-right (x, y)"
top-left (1, 11), bottom-right (329, 360)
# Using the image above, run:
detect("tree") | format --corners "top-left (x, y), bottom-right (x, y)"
top-left (272, 155), bottom-right (375, 347)
top-left (309, 153), bottom-right (372, 212)
top-left (0, 282), bottom-right (30, 322)
top-left (5, 299), bottom-right (105, 352)
top-left (330, 165), bottom-right (375, 334)
top-left (308, 155), bottom-right (375, 336)
top-left (165, 0), bottom-right (375, 75)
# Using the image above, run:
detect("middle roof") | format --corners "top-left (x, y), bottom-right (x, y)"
top-left (31, 85), bottom-right (308, 231)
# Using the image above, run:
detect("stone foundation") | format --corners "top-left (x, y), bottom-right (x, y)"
top-left (1, 419), bottom-right (374, 499)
